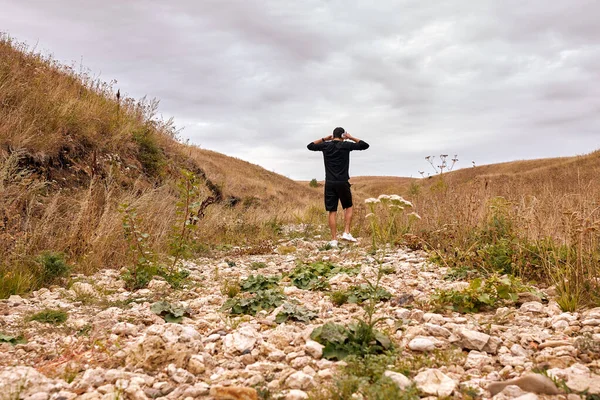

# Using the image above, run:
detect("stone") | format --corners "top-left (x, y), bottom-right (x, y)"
top-left (424, 323), bottom-right (452, 338)
top-left (112, 322), bottom-right (138, 336)
top-left (414, 369), bottom-right (456, 397)
top-left (286, 371), bottom-right (313, 390)
top-left (487, 373), bottom-right (560, 396)
top-left (286, 389), bottom-right (309, 400)
top-left (520, 302), bottom-right (545, 314)
top-left (210, 386), bottom-right (258, 400)
top-left (499, 354), bottom-right (528, 367)
top-left (514, 394), bottom-right (539, 400)
top-left (188, 354), bottom-right (207, 374)
top-left (465, 350), bottom-right (494, 369)
top-left (548, 364), bottom-right (600, 394)
top-left (147, 279), bottom-right (170, 291)
top-left (125, 324), bottom-right (203, 371)
top-left (409, 337), bottom-right (436, 352)
top-left (458, 328), bottom-right (491, 351)
top-left (304, 340), bottom-right (324, 359)
top-left (383, 371), bottom-right (412, 390)
top-left (167, 363), bottom-right (195, 384)
top-left (224, 326), bottom-right (260, 354)
top-left (483, 336), bottom-right (503, 354)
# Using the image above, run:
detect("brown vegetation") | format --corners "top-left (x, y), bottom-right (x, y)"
top-left (0, 35), bottom-right (318, 298)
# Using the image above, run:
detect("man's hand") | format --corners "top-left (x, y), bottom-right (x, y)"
top-left (344, 132), bottom-right (360, 142)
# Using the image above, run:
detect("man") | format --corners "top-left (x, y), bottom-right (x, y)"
top-left (307, 127), bottom-right (369, 247)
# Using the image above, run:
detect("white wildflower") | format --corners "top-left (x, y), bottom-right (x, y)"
top-left (365, 198), bottom-right (380, 204)
top-left (408, 212), bottom-right (421, 220)
top-left (377, 194), bottom-right (392, 201)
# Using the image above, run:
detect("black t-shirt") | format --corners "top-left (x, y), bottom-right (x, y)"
top-left (307, 140), bottom-right (369, 182)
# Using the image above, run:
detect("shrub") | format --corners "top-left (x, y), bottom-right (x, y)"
top-left (29, 309), bottom-right (68, 324)
top-left (132, 127), bottom-right (165, 177)
top-left (220, 277), bottom-right (241, 298)
top-left (330, 290), bottom-right (349, 306)
top-left (430, 274), bottom-right (530, 313)
top-left (309, 179), bottom-right (319, 188)
top-left (36, 251), bottom-right (71, 286)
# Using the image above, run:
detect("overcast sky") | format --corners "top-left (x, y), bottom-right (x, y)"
top-left (1, 1), bottom-right (599, 180)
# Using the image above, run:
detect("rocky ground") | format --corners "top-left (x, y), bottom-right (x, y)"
top-left (1, 236), bottom-right (599, 400)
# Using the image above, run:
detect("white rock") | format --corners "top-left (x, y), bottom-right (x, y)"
top-left (286, 371), bottom-right (313, 390)
top-left (458, 328), bottom-right (491, 351)
top-left (510, 344), bottom-right (528, 357)
top-left (147, 279), bottom-right (170, 291)
top-left (520, 302), bottom-right (545, 314)
top-left (304, 340), bottom-right (324, 359)
top-left (464, 351), bottom-right (494, 369)
top-left (414, 369), bottom-right (456, 397)
top-left (409, 337), bottom-right (436, 352)
top-left (514, 394), bottom-right (539, 400)
top-left (424, 323), bottom-right (452, 338)
top-left (394, 308), bottom-right (411, 320)
top-left (383, 371), bottom-right (412, 390)
top-left (167, 364), bottom-right (195, 384)
top-left (286, 389), bottom-right (309, 400)
top-left (499, 354), bottom-right (528, 367)
top-left (223, 326), bottom-right (260, 354)
top-left (112, 322), bottom-right (138, 336)
top-left (552, 320), bottom-right (569, 330)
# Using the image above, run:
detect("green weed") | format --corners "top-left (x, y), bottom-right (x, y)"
top-left (29, 309), bottom-right (68, 324)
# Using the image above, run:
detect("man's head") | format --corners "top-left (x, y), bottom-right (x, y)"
top-left (333, 127), bottom-right (345, 139)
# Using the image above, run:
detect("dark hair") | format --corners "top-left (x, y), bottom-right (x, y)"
top-left (333, 127), bottom-right (345, 138)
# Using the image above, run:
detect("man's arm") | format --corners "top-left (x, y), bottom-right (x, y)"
top-left (307, 135), bottom-right (333, 151)
top-left (344, 132), bottom-right (369, 150)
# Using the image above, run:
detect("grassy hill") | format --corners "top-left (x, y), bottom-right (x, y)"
top-left (0, 35), bottom-right (318, 296)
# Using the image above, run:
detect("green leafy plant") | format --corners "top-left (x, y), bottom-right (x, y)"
top-left (430, 274), bottom-right (529, 313)
top-left (346, 284), bottom-right (392, 305)
top-left (310, 321), bottom-right (392, 361)
top-left (132, 127), bottom-right (165, 177)
top-left (36, 251), bottom-right (71, 285)
top-left (119, 204), bottom-right (158, 290)
top-left (309, 178), bottom-right (319, 188)
top-left (29, 309), bottom-right (68, 324)
top-left (330, 290), bottom-right (349, 306)
top-left (220, 289), bottom-right (285, 316)
top-left (275, 302), bottom-right (318, 324)
top-left (241, 274), bottom-right (281, 293)
top-left (150, 301), bottom-right (191, 323)
top-left (0, 333), bottom-right (26, 345)
top-left (288, 261), bottom-right (358, 291)
top-left (250, 262), bottom-right (267, 270)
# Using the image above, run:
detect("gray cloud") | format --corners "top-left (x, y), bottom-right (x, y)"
top-left (1, 0), bottom-right (599, 180)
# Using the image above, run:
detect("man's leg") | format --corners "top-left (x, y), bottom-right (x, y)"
top-left (343, 206), bottom-right (353, 234)
top-left (328, 211), bottom-right (337, 241)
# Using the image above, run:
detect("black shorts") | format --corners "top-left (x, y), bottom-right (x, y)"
top-left (324, 181), bottom-right (353, 211)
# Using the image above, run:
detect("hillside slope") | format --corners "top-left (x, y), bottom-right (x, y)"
top-left (0, 35), bottom-right (317, 293)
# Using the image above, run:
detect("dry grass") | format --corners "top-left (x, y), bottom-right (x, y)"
top-left (352, 151), bottom-right (600, 309)
top-left (0, 34), bottom-right (319, 298)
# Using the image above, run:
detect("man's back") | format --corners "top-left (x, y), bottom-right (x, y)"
top-left (307, 140), bottom-right (369, 181)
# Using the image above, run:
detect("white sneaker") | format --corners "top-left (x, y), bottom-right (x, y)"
top-left (328, 240), bottom-right (338, 248)
top-left (341, 232), bottom-right (357, 242)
